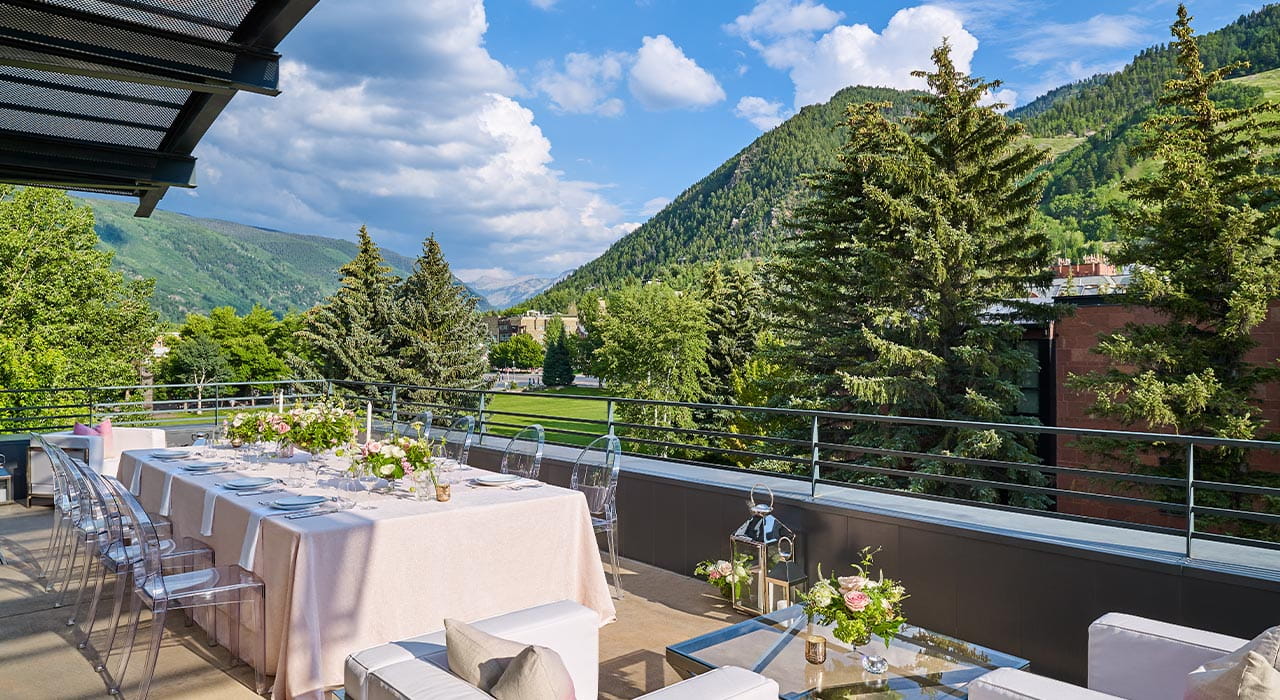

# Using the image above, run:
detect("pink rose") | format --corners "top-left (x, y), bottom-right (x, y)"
top-left (715, 561), bottom-right (733, 577)
top-left (708, 570), bottom-right (722, 580)
top-left (843, 590), bottom-right (871, 612)
top-left (275, 423), bottom-right (290, 434)
top-left (367, 441), bottom-right (382, 453)
top-left (838, 575), bottom-right (868, 592)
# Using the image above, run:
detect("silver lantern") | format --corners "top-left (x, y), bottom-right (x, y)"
top-left (765, 535), bottom-right (807, 612)
top-left (731, 484), bottom-right (800, 615)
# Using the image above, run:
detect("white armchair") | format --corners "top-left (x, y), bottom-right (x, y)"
top-left (345, 600), bottom-right (778, 700)
top-left (970, 613), bottom-right (1249, 700)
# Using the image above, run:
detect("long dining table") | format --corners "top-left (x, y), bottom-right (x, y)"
top-left (117, 445), bottom-right (617, 699)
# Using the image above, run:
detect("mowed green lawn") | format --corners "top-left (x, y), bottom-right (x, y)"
top-left (482, 386), bottom-right (610, 446)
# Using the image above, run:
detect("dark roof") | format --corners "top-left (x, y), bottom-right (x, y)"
top-left (0, 0), bottom-right (318, 215)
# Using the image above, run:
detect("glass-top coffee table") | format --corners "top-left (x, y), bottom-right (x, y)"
top-left (666, 605), bottom-right (1029, 699)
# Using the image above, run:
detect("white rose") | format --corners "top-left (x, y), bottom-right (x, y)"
top-left (379, 464), bottom-right (394, 477)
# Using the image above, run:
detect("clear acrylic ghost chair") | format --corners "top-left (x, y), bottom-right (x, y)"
top-left (37, 436), bottom-right (111, 608)
top-left (442, 415), bottom-right (475, 464)
top-left (33, 434), bottom-right (86, 591)
top-left (499, 424), bottom-right (545, 480)
top-left (414, 409), bottom-right (433, 436)
top-left (570, 435), bottom-right (624, 598)
top-left (103, 476), bottom-right (268, 699)
top-left (72, 461), bottom-right (212, 672)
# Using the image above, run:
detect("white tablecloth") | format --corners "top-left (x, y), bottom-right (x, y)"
top-left (118, 446), bottom-right (616, 699)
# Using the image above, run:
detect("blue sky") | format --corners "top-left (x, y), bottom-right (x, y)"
top-left (159, 0), bottom-right (1262, 285)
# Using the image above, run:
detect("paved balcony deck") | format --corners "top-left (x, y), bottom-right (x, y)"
top-left (0, 503), bottom-right (731, 699)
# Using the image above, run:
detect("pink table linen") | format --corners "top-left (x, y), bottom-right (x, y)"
top-left (118, 447), bottom-right (617, 699)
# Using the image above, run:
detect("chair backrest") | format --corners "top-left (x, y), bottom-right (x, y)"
top-left (35, 435), bottom-right (98, 521)
top-left (30, 433), bottom-right (74, 510)
top-left (97, 469), bottom-right (169, 600)
top-left (414, 410), bottom-right (433, 436)
top-left (442, 415), bottom-right (475, 464)
top-left (500, 424), bottom-right (545, 479)
top-left (570, 435), bottom-right (621, 518)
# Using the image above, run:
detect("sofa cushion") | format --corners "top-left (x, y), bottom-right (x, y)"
top-left (444, 618), bottom-right (528, 692)
top-left (490, 645), bottom-right (575, 700)
top-left (366, 656), bottom-right (490, 700)
top-left (1185, 626), bottom-right (1280, 699)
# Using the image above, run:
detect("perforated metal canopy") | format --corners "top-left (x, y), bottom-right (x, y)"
top-left (0, 0), bottom-right (318, 215)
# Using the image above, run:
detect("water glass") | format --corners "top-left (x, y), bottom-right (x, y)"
top-left (357, 471), bottom-right (379, 509)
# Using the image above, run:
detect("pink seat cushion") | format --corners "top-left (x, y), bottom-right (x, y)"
top-left (71, 418), bottom-right (116, 458)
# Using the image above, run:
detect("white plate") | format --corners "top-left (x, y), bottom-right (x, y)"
top-left (473, 473), bottom-right (520, 486)
top-left (152, 449), bottom-right (186, 459)
top-left (181, 461), bottom-right (227, 471)
top-left (225, 477), bottom-right (274, 490)
top-left (270, 495), bottom-right (328, 510)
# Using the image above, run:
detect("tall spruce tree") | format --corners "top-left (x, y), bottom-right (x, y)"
top-left (388, 235), bottom-right (488, 399)
top-left (1069, 6), bottom-right (1280, 535)
top-left (542, 318), bottom-right (575, 386)
top-left (702, 263), bottom-right (762, 406)
top-left (296, 226), bottom-right (399, 385)
top-left (770, 42), bottom-right (1058, 507)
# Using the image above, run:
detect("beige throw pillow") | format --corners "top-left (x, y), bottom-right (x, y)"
top-left (490, 645), bottom-right (577, 700)
top-left (444, 619), bottom-right (527, 692)
top-left (1185, 625), bottom-right (1280, 700)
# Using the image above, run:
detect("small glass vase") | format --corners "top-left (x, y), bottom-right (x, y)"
top-left (841, 631), bottom-right (888, 675)
top-left (434, 483), bottom-right (451, 502)
top-left (804, 635), bottom-right (827, 665)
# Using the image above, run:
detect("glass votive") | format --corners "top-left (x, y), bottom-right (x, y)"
top-left (804, 635), bottom-right (827, 665)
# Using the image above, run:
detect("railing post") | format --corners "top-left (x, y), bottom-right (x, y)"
top-left (87, 388), bottom-right (96, 425)
top-left (390, 386), bottom-right (398, 436)
top-left (476, 392), bottom-right (487, 446)
top-left (1185, 443), bottom-right (1195, 559)
top-left (606, 399), bottom-right (615, 437)
top-left (213, 384), bottom-right (220, 431)
top-left (810, 415), bottom-right (820, 498)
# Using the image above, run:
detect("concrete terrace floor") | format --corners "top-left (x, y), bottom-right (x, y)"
top-left (0, 503), bottom-right (733, 699)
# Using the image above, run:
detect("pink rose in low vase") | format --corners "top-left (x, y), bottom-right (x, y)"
top-left (799, 547), bottom-right (908, 674)
top-left (694, 554), bottom-right (752, 601)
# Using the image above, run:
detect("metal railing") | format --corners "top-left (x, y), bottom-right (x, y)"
top-left (4, 378), bottom-right (1279, 558)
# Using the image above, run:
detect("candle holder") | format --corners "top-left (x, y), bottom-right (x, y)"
top-left (804, 635), bottom-right (827, 665)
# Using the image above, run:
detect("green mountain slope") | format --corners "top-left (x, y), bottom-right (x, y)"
top-left (524, 85), bottom-right (920, 312)
top-left (1009, 4), bottom-right (1280, 136)
top-left (87, 198), bottom-right (489, 320)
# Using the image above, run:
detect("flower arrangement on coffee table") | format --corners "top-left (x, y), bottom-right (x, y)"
top-left (694, 553), bottom-right (752, 601)
top-left (801, 547), bottom-right (907, 648)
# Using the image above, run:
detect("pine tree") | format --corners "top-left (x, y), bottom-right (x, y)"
top-left (771, 42), bottom-right (1058, 507)
top-left (542, 318), bottom-right (575, 386)
top-left (702, 264), bottom-right (762, 406)
top-left (1069, 6), bottom-right (1280, 536)
top-left (388, 235), bottom-right (488, 401)
top-left (296, 226), bottom-right (400, 386)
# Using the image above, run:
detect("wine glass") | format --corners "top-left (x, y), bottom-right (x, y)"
top-left (356, 466), bottom-right (379, 509)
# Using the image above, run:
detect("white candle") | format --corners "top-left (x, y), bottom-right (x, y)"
top-left (277, 391), bottom-right (284, 412)
top-left (366, 402), bottom-right (373, 438)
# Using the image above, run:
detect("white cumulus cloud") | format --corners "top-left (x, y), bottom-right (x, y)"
top-left (640, 196), bottom-right (671, 217)
top-left (184, 0), bottom-right (635, 280)
top-left (628, 35), bottom-right (726, 110)
top-left (728, 2), bottom-right (979, 109)
top-left (734, 96), bottom-right (789, 130)
top-left (535, 51), bottom-right (627, 116)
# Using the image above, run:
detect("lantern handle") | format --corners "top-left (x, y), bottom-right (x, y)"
top-left (778, 535), bottom-right (794, 561)
top-left (749, 483), bottom-right (774, 511)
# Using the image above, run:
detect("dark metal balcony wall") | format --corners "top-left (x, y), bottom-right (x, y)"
top-left (468, 444), bottom-right (1280, 687)
top-left (0, 0), bottom-right (319, 214)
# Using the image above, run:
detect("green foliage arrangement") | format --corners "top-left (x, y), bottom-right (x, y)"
top-left (770, 42), bottom-right (1059, 508)
top-left (278, 400), bottom-right (359, 455)
top-left (801, 548), bottom-right (908, 648)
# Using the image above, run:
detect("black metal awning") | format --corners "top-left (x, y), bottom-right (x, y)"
top-left (0, 0), bottom-right (318, 215)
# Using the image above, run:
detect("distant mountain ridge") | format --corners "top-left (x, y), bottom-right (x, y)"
top-left (464, 270), bottom-right (571, 310)
top-left (86, 198), bottom-right (490, 320)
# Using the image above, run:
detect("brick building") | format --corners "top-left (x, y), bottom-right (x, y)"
top-left (482, 310), bottom-right (580, 344)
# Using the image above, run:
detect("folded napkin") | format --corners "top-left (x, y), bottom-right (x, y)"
top-left (159, 472), bottom-right (176, 516)
top-left (201, 489), bottom-right (219, 537)
top-left (239, 509), bottom-right (268, 569)
top-left (129, 460), bottom-right (144, 495)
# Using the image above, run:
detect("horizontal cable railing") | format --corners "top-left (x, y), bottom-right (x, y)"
top-left (4, 378), bottom-right (1279, 558)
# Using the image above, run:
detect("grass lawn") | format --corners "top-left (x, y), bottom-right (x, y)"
top-left (482, 386), bottom-right (610, 447)
top-left (1028, 135), bottom-right (1086, 161)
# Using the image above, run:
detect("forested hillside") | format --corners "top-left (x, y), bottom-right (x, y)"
top-left (88, 198), bottom-right (489, 320)
top-left (1009, 4), bottom-right (1280, 136)
top-left (521, 85), bottom-right (921, 312)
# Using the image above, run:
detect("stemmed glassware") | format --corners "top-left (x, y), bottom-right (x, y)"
top-left (356, 465), bottom-right (379, 509)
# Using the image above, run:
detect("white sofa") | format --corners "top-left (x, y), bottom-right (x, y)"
top-left (28, 428), bottom-right (167, 497)
top-left (970, 613), bottom-right (1250, 700)
top-left (345, 600), bottom-right (779, 700)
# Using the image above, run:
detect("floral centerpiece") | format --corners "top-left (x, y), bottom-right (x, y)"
top-left (225, 411), bottom-right (274, 446)
top-left (801, 548), bottom-right (907, 648)
top-left (694, 553), bottom-right (751, 600)
top-left (278, 400), bottom-right (358, 456)
top-left (354, 421), bottom-right (441, 485)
